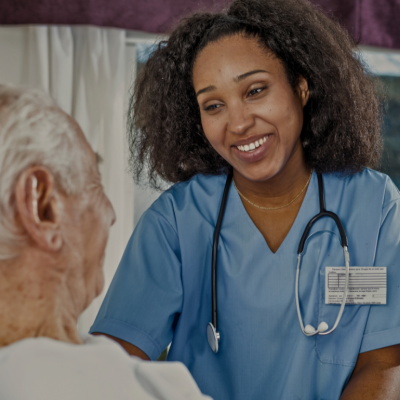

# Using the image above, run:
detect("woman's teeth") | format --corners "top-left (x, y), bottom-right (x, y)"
top-left (237, 136), bottom-right (269, 152)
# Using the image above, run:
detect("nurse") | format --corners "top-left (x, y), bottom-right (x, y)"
top-left (91, 0), bottom-right (400, 398)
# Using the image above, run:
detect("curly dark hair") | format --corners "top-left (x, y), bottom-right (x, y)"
top-left (128, 0), bottom-right (384, 189)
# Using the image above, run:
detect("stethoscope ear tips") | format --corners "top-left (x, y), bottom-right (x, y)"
top-left (304, 325), bottom-right (316, 335)
top-left (317, 321), bottom-right (329, 333)
top-left (207, 322), bottom-right (220, 353)
top-left (304, 322), bottom-right (329, 335)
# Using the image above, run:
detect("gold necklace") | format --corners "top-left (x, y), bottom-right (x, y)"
top-left (233, 170), bottom-right (313, 211)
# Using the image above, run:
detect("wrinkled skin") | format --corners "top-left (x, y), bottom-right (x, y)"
top-left (0, 119), bottom-right (115, 347)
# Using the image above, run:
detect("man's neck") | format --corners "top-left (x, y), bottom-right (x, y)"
top-left (0, 251), bottom-right (82, 348)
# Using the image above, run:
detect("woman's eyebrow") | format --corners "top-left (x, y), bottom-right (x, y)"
top-left (196, 85), bottom-right (217, 97)
top-left (196, 70), bottom-right (268, 97)
top-left (234, 69), bottom-right (268, 82)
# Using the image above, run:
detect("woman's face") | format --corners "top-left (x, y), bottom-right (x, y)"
top-left (192, 34), bottom-right (309, 182)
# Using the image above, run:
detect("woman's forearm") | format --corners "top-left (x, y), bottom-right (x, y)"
top-left (340, 346), bottom-right (400, 400)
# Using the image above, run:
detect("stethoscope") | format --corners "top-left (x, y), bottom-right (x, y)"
top-left (207, 170), bottom-right (350, 353)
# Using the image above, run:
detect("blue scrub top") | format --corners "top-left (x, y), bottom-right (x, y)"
top-left (90, 169), bottom-right (400, 400)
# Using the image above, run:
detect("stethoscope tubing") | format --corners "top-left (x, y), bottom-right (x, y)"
top-left (208, 170), bottom-right (350, 352)
top-left (295, 246), bottom-right (350, 336)
top-left (298, 174), bottom-right (348, 253)
top-left (295, 173), bottom-right (350, 336)
top-left (211, 171), bottom-right (233, 332)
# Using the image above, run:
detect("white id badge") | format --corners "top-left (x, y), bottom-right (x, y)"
top-left (325, 267), bottom-right (386, 305)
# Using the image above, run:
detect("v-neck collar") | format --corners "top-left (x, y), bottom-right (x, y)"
top-left (230, 170), bottom-right (319, 256)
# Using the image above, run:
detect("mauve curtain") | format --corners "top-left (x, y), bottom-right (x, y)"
top-left (1, 0), bottom-right (400, 49)
top-left (312, 0), bottom-right (400, 50)
top-left (25, 26), bottom-right (134, 333)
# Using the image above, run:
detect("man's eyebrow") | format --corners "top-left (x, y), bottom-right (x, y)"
top-left (196, 85), bottom-right (217, 97)
top-left (95, 152), bottom-right (103, 165)
top-left (234, 69), bottom-right (268, 82)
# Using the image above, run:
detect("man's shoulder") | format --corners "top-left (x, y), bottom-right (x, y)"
top-left (0, 336), bottom-right (211, 400)
top-left (0, 333), bottom-right (127, 361)
top-left (0, 336), bottom-right (138, 399)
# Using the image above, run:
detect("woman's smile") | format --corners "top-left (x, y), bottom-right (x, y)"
top-left (235, 134), bottom-right (269, 152)
top-left (232, 133), bottom-right (273, 163)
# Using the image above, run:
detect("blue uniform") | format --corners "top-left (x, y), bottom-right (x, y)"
top-left (90, 169), bottom-right (400, 400)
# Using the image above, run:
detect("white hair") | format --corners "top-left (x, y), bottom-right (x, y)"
top-left (0, 84), bottom-right (88, 259)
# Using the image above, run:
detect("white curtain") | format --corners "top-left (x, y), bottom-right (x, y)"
top-left (23, 26), bottom-right (134, 332)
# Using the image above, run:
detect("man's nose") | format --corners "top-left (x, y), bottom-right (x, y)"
top-left (227, 104), bottom-right (254, 135)
top-left (108, 200), bottom-right (116, 227)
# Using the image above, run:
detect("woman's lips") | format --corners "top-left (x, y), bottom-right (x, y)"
top-left (232, 134), bottom-right (273, 163)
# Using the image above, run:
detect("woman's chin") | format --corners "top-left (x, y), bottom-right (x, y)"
top-left (233, 163), bottom-right (279, 183)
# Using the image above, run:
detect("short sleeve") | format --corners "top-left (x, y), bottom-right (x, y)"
top-left (90, 207), bottom-right (183, 360)
top-left (360, 196), bottom-right (400, 353)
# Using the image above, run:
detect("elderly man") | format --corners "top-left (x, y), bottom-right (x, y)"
top-left (0, 85), bottom-right (211, 400)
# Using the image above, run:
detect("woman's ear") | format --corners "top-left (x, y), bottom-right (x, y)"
top-left (15, 166), bottom-right (63, 252)
top-left (297, 75), bottom-right (309, 107)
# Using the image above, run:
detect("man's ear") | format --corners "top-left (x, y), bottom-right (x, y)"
top-left (15, 166), bottom-right (63, 252)
top-left (297, 75), bottom-right (309, 107)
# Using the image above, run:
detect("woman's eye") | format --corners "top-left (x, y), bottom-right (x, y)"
top-left (248, 87), bottom-right (266, 96)
top-left (204, 104), bottom-right (221, 111)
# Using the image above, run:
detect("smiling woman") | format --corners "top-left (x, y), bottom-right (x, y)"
top-left (191, 34), bottom-right (312, 252)
top-left (128, 1), bottom-right (383, 189)
top-left (90, 1), bottom-right (400, 400)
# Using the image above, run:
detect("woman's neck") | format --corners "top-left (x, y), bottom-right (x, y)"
top-left (233, 148), bottom-right (310, 209)
top-left (0, 253), bottom-right (83, 348)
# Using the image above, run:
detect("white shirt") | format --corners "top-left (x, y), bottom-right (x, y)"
top-left (0, 333), bottom-right (212, 400)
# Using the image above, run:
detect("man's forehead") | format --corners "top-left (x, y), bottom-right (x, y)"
top-left (71, 121), bottom-right (97, 163)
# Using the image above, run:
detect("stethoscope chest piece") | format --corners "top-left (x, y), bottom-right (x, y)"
top-left (207, 322), bottom-right (220, 353)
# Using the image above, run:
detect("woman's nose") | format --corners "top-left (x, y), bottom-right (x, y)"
top-left (227, 105), bottom-right (254, 135)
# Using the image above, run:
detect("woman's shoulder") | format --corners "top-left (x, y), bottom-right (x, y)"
top-left (325, 168), bottom-right (400, 208)
top-left (134, 174), bottom-right (227, 234)
top-left (149, 173), bottom-right (227, 215)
